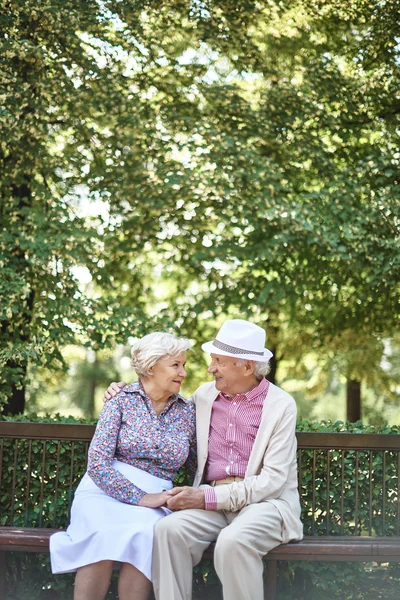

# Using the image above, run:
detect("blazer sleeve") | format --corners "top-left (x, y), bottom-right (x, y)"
top-left (210, 400), bottom-right (298, 512)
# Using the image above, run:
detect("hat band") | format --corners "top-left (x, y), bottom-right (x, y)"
top-left (213, 339), bottom-right (264, 356)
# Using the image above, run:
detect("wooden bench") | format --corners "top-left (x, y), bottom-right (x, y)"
top-left (1, 421), bottom-right (399, 599)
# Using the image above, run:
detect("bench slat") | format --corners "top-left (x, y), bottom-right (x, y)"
top-left (268, 536), bottom-right (400, 559)
top-left (0, 527), bottom-right (60, 551)
top-left (1, 528), bottom-right (399, 561)
top-left (0, 422), bottom-right (95, 441)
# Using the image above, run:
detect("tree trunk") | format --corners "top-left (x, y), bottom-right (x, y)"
top-left (265, 314), bottom-right (279, 385)
top-left (268, 349), bottom-right (278, 385)
top-left (346, 379), bottom-right (361, 422)
top-left (2, 361), bottom-right (27, 415)
top-left (0, 181), bottom-right (34, 416)
top-left (87, 355), bottom-right (98, 418)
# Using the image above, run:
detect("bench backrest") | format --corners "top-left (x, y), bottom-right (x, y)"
top-left (297, 432), bottom-right (400, 536)
top-left (0, 422), bottom-right (399, 536)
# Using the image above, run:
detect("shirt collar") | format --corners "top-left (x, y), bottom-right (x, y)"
top-left (220, 377), bottom-right (269, 402)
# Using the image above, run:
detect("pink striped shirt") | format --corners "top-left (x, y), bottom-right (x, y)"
top-left (203, 378), bottom-right (269, 510)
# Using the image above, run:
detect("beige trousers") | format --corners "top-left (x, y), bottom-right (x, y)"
top-left (152, 501), bottom-right (283, 600)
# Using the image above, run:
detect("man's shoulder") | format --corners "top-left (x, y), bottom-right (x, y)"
top-left (189, 381), bottom-right (218, 403)
top-left (267, 381), bottom-right (297, 411)
top-left (196, 381), bottom-right (218, 394)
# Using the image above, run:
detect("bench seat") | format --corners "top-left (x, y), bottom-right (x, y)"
top-left (2, 526), bottom-right (399, 561)
top-left (267, 536), bottom-right (400, 561)
top-left (0, 527), bottom-right (60, 552)
top-left (2, 526), bottom-right (399, 600)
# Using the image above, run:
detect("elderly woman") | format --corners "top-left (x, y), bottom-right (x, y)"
top-left (50, 332), bottom-right (196, 600)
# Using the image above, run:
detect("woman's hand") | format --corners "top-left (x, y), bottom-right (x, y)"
top-left (138, 491), bottom-right (172, 508)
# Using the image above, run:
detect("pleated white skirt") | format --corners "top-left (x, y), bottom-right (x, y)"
top-left (50, 461), bottom-right (172, 580)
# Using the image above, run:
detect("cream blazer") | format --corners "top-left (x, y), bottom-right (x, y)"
top-left (189, 381), bottom-right (303, 544)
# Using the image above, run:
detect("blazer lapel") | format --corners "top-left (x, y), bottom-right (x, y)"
top-left (245, 382), bottom-right (278, 476)
top-left (194, 386), bottom-right (219, 485)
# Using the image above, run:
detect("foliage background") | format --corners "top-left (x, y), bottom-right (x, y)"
top-left (1, 0), bottom-right (399, 420)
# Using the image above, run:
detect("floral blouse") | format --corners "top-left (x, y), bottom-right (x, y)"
top-left (87, 382), bottom-right (197, 505)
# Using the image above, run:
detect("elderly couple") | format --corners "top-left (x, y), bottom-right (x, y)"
top-left (50, 319), bottom-right (303, 600)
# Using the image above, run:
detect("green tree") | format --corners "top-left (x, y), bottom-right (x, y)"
top-left (144, 0), bottom-right (400, 418)
top-left (2, 0), bottom-right (399, 420)
top-left (0, 1), bottom-right (175, 413)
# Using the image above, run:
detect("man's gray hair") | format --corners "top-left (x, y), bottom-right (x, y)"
top-left (254, 360), bottom-right (271, 380)
top-left (131, 332), bottom-right (192, 378)
top-left (235, 358), bottom-right (271, 381)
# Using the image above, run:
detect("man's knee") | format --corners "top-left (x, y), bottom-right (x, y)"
top-left (155, 516), bottom-right (172, 536)
top-left (155, 513), bottom-right (190, 545)
top-left (215, 524), bottom-right (264, 565)
top-left (155, 515), bottom-right (178, 540)
top-left (214, 526), bottom-right (242, 560)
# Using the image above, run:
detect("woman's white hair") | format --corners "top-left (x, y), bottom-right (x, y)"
top-left (235, 358), bottom-right (271, 381)
top-left (131, 332), bottom-right (192, 378)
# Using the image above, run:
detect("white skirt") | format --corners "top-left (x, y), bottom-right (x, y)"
top-left (50, 461), bottom-right (172, 580)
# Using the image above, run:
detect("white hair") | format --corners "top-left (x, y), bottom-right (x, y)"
top-left (234, 359), bottom-right (271, 381)
top-left (131, 332), bottom-right (192, 378)
top-left (254, 360), bottom-right (271, 380)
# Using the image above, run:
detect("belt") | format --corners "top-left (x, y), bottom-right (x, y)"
top-left (208, 477), bottom-right (244, 486)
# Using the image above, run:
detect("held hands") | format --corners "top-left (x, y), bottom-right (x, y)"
top-left (166, 486), bottom-right (205, 511)
top-left (137, 488), bottom-right (205, 510)
top-left (137, 487), bottom-right (205, 510)
top-left (103, 381), bottom-right (126, 402)
top-left (138, 491), bottom-right (173, 508)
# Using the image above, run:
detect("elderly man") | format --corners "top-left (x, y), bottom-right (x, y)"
top-left (105, 319), bottom-right (303, 600)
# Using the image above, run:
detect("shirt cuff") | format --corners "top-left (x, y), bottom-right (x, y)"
top-left (204, 487), bottom-right (218, 510)
top-left (132, 487), bottom-right (147, 505)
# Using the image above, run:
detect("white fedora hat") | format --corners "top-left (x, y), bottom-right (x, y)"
top-left (201, 319), bottom-right (273, 362)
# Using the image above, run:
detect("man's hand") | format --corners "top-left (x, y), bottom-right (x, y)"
top-left (103, 381), bottom-right (126, 402)
top-left (166, 487), bottom-right (205, 511)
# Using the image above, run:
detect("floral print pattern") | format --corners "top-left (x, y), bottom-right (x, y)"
top-left (88, 382), bottom-right (196, 504)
